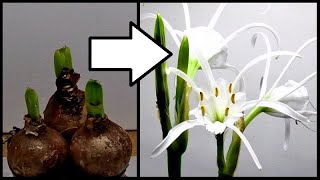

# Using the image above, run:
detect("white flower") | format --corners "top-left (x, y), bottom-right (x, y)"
top-left (151, 43), bottom-right (301, 169)
top-left (142, 3), bottom-right (280, 90)
top-left (247, 36), bottom-right (317, 151)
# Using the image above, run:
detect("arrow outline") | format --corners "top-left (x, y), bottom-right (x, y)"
top-left (88, 21), bottom-right (173, 87)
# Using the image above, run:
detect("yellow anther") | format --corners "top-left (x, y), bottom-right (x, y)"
top-left (229, 83), bottom-right (232, 93)
top-left (215, 87), bottom-right (219, 97)
top-left (201, 106), bottom-right (206, 116)
top-left (228, 83), bottom-right (233, 93)
top-left (225, 107), bottom-right (229, 116)
top-left (200, 92), bottom-right (204, 101)
top-left (231, 94), bottom-right (235, 104)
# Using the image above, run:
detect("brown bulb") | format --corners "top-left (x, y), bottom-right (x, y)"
top-left (70, 116), bottom-right (132, 177)
top-left (7, 115), bottom-right (68, 177)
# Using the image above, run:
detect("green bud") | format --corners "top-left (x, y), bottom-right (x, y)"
top-left (25, 88), bottom-right (40, 120)
top-left (54, 46), bottom-right (73, 77)
top-left (85, 80), bottom-right (105, 118)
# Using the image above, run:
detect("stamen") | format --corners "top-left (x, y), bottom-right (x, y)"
top-left (201, 106), bottom-right (206, 116)
top-left (228, 83), bottom-right (233, 93)
top-left (200, 92), bottom-right (204, 101)
top-left (225, 107), bottom-right (229, 116)
top-left (215, 87), bottom-right (219, 97)
top-left (231, 94), bottom-right (235, 104)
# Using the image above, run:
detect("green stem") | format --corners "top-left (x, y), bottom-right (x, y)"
top-left (167, 149), bottom-right (182, 177)
top-left (25, 88), bottom-right (40, 121)
top-left (85, 80), bottom-right (106, 118)
top-left (216, 133), bottom-right (225, 175)
top-left (244, 106), bottom-right (265, 128)
top-left (223, 107), bottom-right (265, 176)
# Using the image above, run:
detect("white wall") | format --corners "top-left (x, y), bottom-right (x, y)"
top-left (3, 3), bottom-right (137, 131)
top-left (140, 3), bottom-right (317, 177)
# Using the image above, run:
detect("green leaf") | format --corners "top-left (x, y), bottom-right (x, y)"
top-left (154, 14), bottom-right (172, 138)
top-left (54, 46), bottom-right (73, 77)
top-left (25, 88), bottom-right (40, 120)
top-left (173, 36), bottom-right (190, 153)
top-left (175, 36), bottom-right (189, 108)
top-left (85, 80), bottom-right (105, 118)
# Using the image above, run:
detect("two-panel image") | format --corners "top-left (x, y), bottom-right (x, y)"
top-left (2, 2), bottom-right (317, 177)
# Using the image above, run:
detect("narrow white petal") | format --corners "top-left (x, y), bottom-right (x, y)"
top-left (277, 72), bottom-right (317, 101)
top-left (189, 107), bottom-right (200, 116)
top-left (283, 118), bottom-right (290, 151)
top-left (298, 110), bottom-right (317, 117)
top-left (193, 48), bottom-right (216, 90)
top-left (233, 51), bottom-right (302, 91)
top-left (141, 13), bottom-right (180, 48)
top-left (261, 3), bottom-right (272, 14)
top-left (258, 100), bottom-right (309, 122)
top-left (223, 23), bottom-right (280, 50)
top-left (151, 119), bottom-right (203, 158)
top-left (174, 30), bottom-right (185, 38)
top-left (208, 3), bottom-right (227, 28)
top-left (225, 123), bottom-right (262, 169)
top-left (251, 33), bottom-right (272, 99)
top-left (167, 67), bottom-right (201, 94)
top-left (212, 63), bottom-right (245, 92)
top-left (241, 100), bottom-right (260, 111)
top-left (182, 3), bottom-right (191, 29)
top-left (267, 37), bottom-right (317, 95)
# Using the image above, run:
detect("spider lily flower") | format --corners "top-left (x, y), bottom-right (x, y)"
top-left (151, 44), bottom-right (301, 169)
top-left (248, 37), bottom-right (317, 122)
top-left (142, 3), bottom-right (280, 84)
top-left (248, 37), bottom-right (317, 151)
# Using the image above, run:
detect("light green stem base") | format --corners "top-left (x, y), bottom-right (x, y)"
top-left (217, 106), bottom-right (265, 176)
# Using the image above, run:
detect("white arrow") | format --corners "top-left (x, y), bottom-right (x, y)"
top-left (89, 21), bottom-right (172, 87)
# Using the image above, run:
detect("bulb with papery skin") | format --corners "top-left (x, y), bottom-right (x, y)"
top-left (7, 88), bottom-right (68, 177)
top-left (70, 80), bottom-right (132, 177)
top-left (43, 46), bottom-right (87, 141)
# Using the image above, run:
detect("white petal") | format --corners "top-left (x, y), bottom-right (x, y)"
top-left (167, 67), bottom-right (201, 94)
top-left (232, 51), bottom-right (302, 91)
top-left (151, 119), bottom-right (203, 158)
top-left (269, 80), bottom-right (309, 102)
top-left (298, 110), bottom-right (317, 118)
top-left (186, 27), bottom-right (226, 76)
top-left (251, 33), bottom-right (272, 99)
top-left (223, 23), bottom-right (280, 50)
top-left (212, 63), bottom-right (245, 92)
top-left (189, 107), bottom-right (200, 116)
top-left (283, 118), bottom-right (290, 151)
top-left (225, 122), bottom-right (262, 169)
top-left (241, 100), bottom-right (260, 111)
top-left (261, 3), bottom-right (272, 14)
top-left (141, 13), bottom-right (180, 48)
top-left (182, 3), bottom-right (191, 29)
top-left (277, 72), bottom-right (317, 101)
top-left (193, 46), bottom-right (216, 90)
top-left (208, 3), bottom-right (227, 28)
top-left (258, 100), bottom-right (309, 122)
top-left (174, 30), bottom-right (185, 38)
top-left (267, 37), bottom-right (317, 95)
